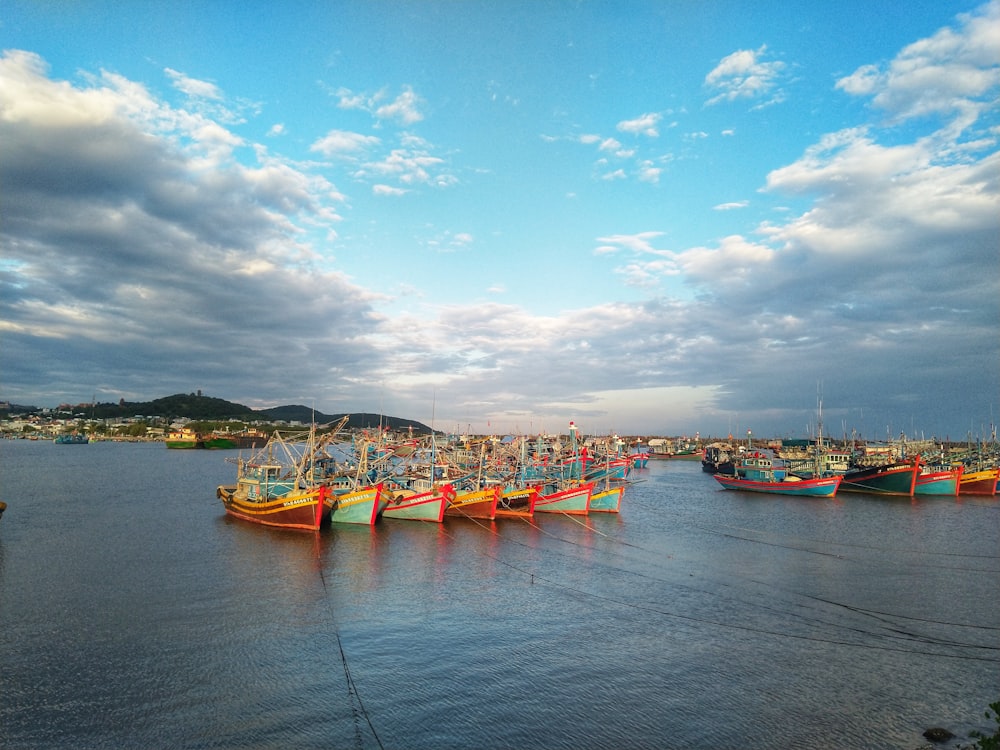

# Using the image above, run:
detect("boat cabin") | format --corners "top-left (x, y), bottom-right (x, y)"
top-left (736, 453), bottom-right (788, 482)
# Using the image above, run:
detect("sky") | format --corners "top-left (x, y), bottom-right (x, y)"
top-left (1, 1), bottom-right (998, 440)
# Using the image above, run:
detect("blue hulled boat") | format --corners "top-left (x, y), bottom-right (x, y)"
top-left (714, 452), bottom-right (841, 497)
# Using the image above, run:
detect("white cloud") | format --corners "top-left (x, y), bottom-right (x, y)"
top-left (310, 129), bottom-right (381, 156)
top-left (162, 67), bottom-right (256, 124)
top-left (375, 86), bottom-right (424, 125)
top-left (165, 68), bottom-right (222, 100)
top-left (373, 184), bottom-right (408, 196)
top-left (0, 49), bottom-right (378, 413)
top-left (836, 0), bottom-right (1000, 125)
top-left (637, 162), bottom-right (662, 183)
top-left (361, 148), bottom-right (445, 185)
top-left (335, 85), bottom-right (425, 125)
top-left (617, 112), bottom-right (661, 137)
top-left (705, 45), bottom-right (786, 106)
top-left (595, 232), bottom-right (668, 255)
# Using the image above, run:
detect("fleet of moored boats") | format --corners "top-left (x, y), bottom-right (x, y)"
top-left (212, 419), bottom-right (999, 532)
top-left (216, 420), bottom-right (633, 531)
top-left (703, 438), bottom-right (999, 498)
top-left (4, 423), bottom-right (995, 531)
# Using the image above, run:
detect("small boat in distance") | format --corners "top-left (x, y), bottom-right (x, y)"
top-left (54, 433), bottom-right (89, 444)
top-left (714, 452), bottom-right (841, 497)
top-left (702, 444), bottom-right (734, 474)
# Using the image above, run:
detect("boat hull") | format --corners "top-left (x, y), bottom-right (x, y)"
top-left (589, 485), bottom-right (624, 512)
top-left (839, 462), bottom-right (919, 496)
top-left (959, 468), bottom-right (999, 495)
top-left (217, 485), bottom-right (327, 531)
top-left (382, 484), bottom-right (454, 522)
top-left (327, 484), bottom-right (387, 525)
top-left (494, 486), bottom-right (538, 519)
top-left (713, 474), bottom-right (841, 497)
top-left (914, 468), bottom-right (962, 496)
top-left (445, 487), bottom-right (499, 519)
top-left (535, 482), bottom-right (593, 515)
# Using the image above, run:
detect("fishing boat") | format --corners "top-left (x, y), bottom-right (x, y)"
top-left (445, 486), bottom-right (500, 519)
top-left (959, 467), bottom-right (999, 495)
top-left (589, 484), bottom-right (624, 512)
top-left (326, 483), bottom-right (387, 525)
top-left (702, 444), bottom-right (734, 474)
top-left (629, 450), bottom-right (649, 469)
top-left (216, 427), bottom-right (333, 531)
top-left (914, 465), bottom-right (963, 496)
top-left (165, 427), bottom-right (202, 449)
top-left (713, 452), bottom-right (841, 497)
top-left (534, 481), bottom-right (594, 515)
top-left (494, 486), bottom-right (538, 519)
top-left (839, 457), bottom-right (920, 496)
top-left (204, 431), bottom-right (270, 450)
top-left (583, 454), bottom-right (630, 483)
top-left (217, 482), bottom-right (327, 531)
top-left (382, 482), bottom-right (455, 522)
top-left (54, 433), bottom-right (89, 444)
top-left (169, 428), bottom-right (268, 449)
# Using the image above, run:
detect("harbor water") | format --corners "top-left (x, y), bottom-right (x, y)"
top-left (1, 439), bottom-right (997, 749)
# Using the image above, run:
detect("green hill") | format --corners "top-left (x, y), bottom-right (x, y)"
top-left (57, 393), bottom-right (433, 432)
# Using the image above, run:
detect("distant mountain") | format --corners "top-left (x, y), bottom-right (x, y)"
top-left (39, 393), bottom-right (433, 432)
top-left (258, 405), bottom-right (430, 432)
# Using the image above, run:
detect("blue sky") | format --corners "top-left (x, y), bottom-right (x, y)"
top-left (2, 1), bottom-right (998, 439)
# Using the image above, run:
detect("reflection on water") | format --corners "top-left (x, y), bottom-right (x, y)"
top-left (0, 440), bottom-right (997, 749)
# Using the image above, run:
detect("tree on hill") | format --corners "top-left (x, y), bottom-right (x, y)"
top-left (55, 392), bottom-right (432, 431)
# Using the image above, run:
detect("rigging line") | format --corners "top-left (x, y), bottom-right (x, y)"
top-left (794, 590), bottom-right (1000, 633)
top-left (519, 510), bottom-right (648, 550)
top-left (469, 518), bottom-right (1000, 654)
top-left (712, 522), bottom-right (1000, 560)
top-left (656, 505), bottom-right (1000, 560)
top-left (745, 587), bottom-right (1000, 651)
top-left (490, 513), bottom-right (994, 644)
top-left (317, 565), bottom-right (386, 750)
top-left (446, 511), bottom-right (1000, 656)
top-left (700, 573), bottom-right (1000, 651)
top-left (525, 570), bottom-right (1000, 664)
top-left (691, 525), bottom-right (849, 560)
top-left (688, 524), bottom-right (1000, 573)
top-left (440, 516), bottom-right (912, 652)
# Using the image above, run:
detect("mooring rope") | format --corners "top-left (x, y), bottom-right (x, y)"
top-left (437, 511), bottom-right (1000, 664)
top-left (317, 564), bottom-right (386, 750)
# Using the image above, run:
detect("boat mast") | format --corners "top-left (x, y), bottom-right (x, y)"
top-left (815, 390), bottom-right (825, 477)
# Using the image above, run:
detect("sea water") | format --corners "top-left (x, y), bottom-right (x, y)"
top-left (1, 439), bottom-right (997, 749)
